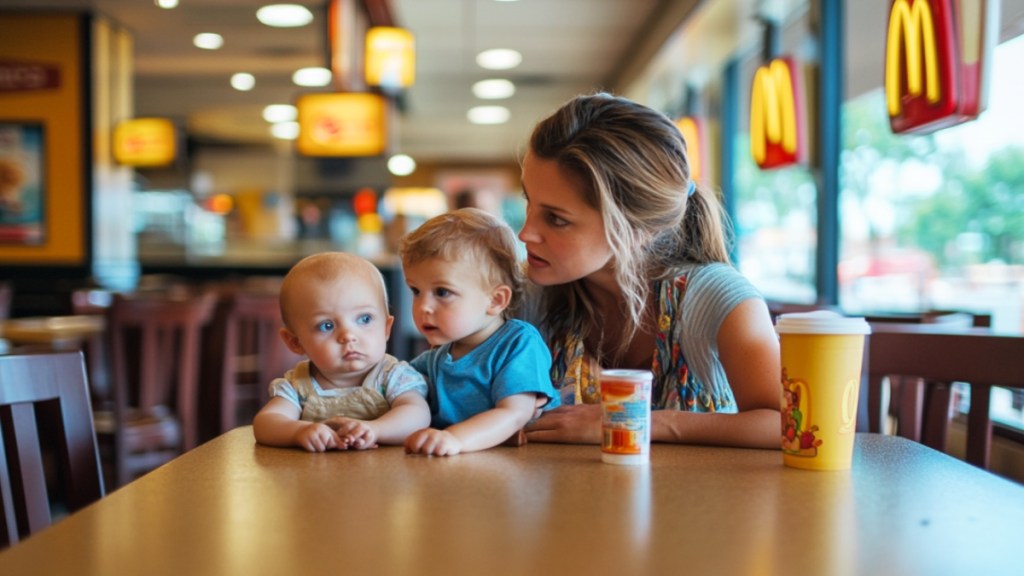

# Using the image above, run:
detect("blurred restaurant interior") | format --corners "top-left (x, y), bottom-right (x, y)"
top-left (3, 0), bottom-right (1024, 481)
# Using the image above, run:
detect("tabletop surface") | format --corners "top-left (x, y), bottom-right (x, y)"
top-left (2, 427), bottom-right (1023, 576)
top-left (0, 314), bottom-right (104, 344)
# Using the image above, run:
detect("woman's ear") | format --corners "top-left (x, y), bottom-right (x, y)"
top-left (279, 327), bottom-right (305, 355)
top-left (487, 285), bottom-right (513, 316)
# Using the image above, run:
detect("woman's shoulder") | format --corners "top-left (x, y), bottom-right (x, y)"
top-left (676, 262), bottom-right (760, 299)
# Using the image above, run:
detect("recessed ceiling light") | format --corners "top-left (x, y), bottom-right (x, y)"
top-left (292, 67), bottom-right (332, 87)
top-left (472, 79), bottom-right (515, 99)
top-left (231, 73), bottom-right (255, 91)
top-left (256, 4), bottom-right (314, 28)
top-left (467, 105), bottom-right (510, 125)
top-left (475, 49), bottom-right (522, 70)
top-left (193, 33), bottom-right (224, 50)
top-left (387, 154), bottom-right (416, 177)
top-left (271, 122), bottom-right (300, 140)
top-left (155, 0), bottom-right (179, 8)
top-left (262, 104), bottom-right (297, 123)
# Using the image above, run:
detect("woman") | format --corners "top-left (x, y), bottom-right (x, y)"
top-left (519, 93), bottom-right (780, 449)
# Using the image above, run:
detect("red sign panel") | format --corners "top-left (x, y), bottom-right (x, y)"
top-left (749, 56), bottom-right (807, 170)
top-left (0, 60), bottom-right (60, 93)
top-left (885, 0), bottom-right (998, 134)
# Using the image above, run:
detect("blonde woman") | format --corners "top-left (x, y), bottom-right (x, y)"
top-left (519, 93), bottom-right (781, 449)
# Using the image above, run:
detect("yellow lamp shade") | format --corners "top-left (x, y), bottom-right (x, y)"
top-left (113, 118), bottom-right (177, 167)
top-left (365, 26), bottom-right (415, 90)
top-left (296, 93), bottom-right (389, 157)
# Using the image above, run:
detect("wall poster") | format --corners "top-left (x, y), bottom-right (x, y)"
top-left (0, 122), bottom-right (45, 245)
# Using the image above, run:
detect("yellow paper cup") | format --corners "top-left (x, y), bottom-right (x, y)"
top-left (775, 311), bottom-right (870, 470)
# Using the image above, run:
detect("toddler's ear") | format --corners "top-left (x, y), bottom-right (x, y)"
top-left (487, 285), bottom-right (512, 316)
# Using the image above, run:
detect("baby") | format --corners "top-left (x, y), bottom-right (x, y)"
top-left (253, 252), bottom-right (430, 452)
top-left (400, 207), bottom-right (560, 456)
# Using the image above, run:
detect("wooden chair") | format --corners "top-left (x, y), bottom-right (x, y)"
top-left (97, 291), bottom-right (217, 488)
top-left (70, 288), bottom-right (115, 408)
top-left (208, 289), bottom-right (302, 437)
top-left (0, 351), bottom-right (105, 548)
top-left (0, 280), bottom-right (11, 321)
top-left (866, 323), bottom-right (1024, 470)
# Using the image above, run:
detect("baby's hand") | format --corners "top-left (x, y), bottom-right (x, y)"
top-left (404, 428), bottom-right (463, 456)
top-left (329, 418), bottom-right (379, 450)
top-left (294, 422), bottom-right (341, 452)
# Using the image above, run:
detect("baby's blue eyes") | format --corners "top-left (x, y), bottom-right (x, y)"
top-left (435, 287), bottom-right (452, 298)
top-left (357, 313), bottom-right (373, 326)
top-left (316, 320), bottom-right (335, 333)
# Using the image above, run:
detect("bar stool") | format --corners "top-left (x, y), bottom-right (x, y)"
top-left (95, 290), bottom-right (217, 488)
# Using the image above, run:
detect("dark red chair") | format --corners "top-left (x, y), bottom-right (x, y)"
top-left (0, 351), bottom-right (104, 548)
top-left (212, 289), bottom-right (303, 435)
top-left (867, 323), bottom-right (1024, 470)
top-left (97, 291), bottom-right (217, 488)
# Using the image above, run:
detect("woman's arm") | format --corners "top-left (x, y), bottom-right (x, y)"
top-left (526, 299), bottom-right (781, 449)
top-left (653, 298), bottom-right (780, 448)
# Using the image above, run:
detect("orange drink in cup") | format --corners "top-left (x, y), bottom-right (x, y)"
top-left (775, 311), bottom-right (870, 470)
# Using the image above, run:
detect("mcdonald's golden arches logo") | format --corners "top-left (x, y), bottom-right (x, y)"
top-left (749, 56), bottom-right (806, 170)
top-left (885, 0), bottom-right (998, 134)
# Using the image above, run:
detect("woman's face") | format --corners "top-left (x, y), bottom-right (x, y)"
top-left (518, 150), bottom-right (614, 287)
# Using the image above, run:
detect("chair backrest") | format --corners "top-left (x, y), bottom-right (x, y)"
top-left (866, 323), bottom-right (1024, 470)
top-left (0, 351), bottom-right (104, 549)
top-left (215, 290), bottom-right (302, 434)
top-left (107, 291), bottom-right (217, 452)
top-left (0, 281), bottom-right (12, 321)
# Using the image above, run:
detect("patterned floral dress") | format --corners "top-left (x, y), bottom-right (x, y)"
top-left (548, 271), bottom-right (737, 413)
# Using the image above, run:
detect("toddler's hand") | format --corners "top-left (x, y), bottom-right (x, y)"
top-left (404, 428), bottom-right (463, 456)
top-left (329, 418), bottom-right (379, 450)
top-left (294, 422), bottom-right (341, 452)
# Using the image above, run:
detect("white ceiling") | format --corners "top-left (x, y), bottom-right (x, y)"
top-left (0, 0), bottom-right (701, 164)
top-left (9, 0), bottom-right (1022, 166)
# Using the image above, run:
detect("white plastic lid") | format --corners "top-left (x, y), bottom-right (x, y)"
top-left (599, 369), bottom-right (654, 382)
top-left (774, 310), bottom-right (871, 335)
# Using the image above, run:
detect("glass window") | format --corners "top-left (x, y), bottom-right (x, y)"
top-left (839, 34), bottom-right (1024, 334)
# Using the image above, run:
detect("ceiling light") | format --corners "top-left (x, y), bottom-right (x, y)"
top-left (262, 104), bottom-right (297, 123)
top-left (472, 79), bottom-right (515, 99)
top-left (475, 49), bottom-right (522, 70)
top-left (271, 122), bottom-right (299, 140)
top-left (256, 4), bottom-right (314, 28)
top-left (155, 0), bottom-right (179, 8)
top-left (467, 105), bottom-right (510, 125)
top-left (292, 67), bottom-right (332, 87)
top-left (387, 154), bottom-right (416, 177)
top-left (231, 73), bottom-right (255, 91)
top-left (194, 33), bottom-right (224, 50)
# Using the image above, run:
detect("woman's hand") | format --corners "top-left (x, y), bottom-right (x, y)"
top-left (524, 403), bottom-right (603, 444)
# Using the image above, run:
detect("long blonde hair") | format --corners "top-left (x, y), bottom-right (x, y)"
top-left (528, 92), bottom-right (731, 357)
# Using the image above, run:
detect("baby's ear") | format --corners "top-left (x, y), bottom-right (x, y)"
top-left (279, 327), bottom-right (305, 355)
top-left (488, 285), bottom-right (513, 316)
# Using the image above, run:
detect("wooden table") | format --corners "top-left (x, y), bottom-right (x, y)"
top-left (2, 428), bottom-right (1022, 575)
top-left (0, 314), bottom-right (105, 349)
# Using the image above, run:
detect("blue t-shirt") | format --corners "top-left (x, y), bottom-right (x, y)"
top-left (410, 319), bottom-right (560, 429)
